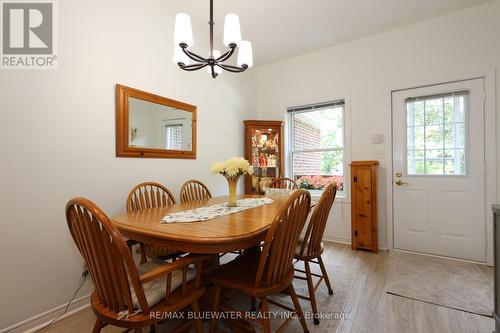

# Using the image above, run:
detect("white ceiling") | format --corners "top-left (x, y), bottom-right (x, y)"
top-left (169, 0), bottom-right (492, 66)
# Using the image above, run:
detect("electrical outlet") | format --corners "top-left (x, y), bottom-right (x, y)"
top-left (82, 264), bottom-right (89, 277)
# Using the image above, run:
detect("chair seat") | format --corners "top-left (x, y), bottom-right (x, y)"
top-left (211, 251), bottom-right (293, 297)
top-left (294, 239), bottom-right (324, 260)
top-left (131, 260), bottom-right (196, 309)
top-left (92, 282), bottom-right (206, 326)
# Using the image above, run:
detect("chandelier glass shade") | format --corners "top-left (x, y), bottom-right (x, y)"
top-left (173, 0), bottom-right (253, 78)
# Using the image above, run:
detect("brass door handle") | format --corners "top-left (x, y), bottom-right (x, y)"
top-left (395, 179), bottom-right (408, 186)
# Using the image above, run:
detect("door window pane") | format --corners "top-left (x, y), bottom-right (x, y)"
top-left (424, 99), bottom-right (443, 125)
top-left (425, 125), bottom-right (443, 149)
top-left (406, 93), bottom-right (467, 176)
top-left (426, 160), bottom-right (444, 175)
top-left (407, 126), bottom-right (424, 150)
top-left (407, 101), bottom-right (425, 126)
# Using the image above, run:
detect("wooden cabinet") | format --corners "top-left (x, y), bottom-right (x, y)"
top-left (350, 160), bottom-right (379, 252)
top-left (244, 120), bottom-right (284, 195)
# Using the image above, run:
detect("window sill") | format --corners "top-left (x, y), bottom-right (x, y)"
top-left (310, 193), bottom-right (350, 204)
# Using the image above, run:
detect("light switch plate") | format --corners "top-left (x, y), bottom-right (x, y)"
top-left (372, 134), bottom-right (385, 144)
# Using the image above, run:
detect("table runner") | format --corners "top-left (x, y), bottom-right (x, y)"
top-left (161, 198), bottom-right (274, 223)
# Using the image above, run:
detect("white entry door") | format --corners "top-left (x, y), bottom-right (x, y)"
top-left (392, 79), bottom-right (486, 262)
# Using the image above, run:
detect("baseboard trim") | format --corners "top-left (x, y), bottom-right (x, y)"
top-left (323, 234), bottom-right (351, 245)
top-left (1, 294), bottom-right (91, 333)
top-left (323, 234), bottom-right (387, 250)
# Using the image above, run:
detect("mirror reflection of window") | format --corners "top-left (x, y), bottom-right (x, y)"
top-left (128, 97), bottom-right (193, 151)
top-left (165, 124), bottom-right (183, 150)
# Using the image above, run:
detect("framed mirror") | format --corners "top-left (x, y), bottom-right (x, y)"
top-left (116, 84), bottom-right (197, 159)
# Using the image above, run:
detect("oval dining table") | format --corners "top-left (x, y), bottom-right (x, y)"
top-left (112, 193), bottom-right (317, 333)
top-left (112, 194), bottom-right (294, 333)
top-left (112, 194), bottom-right (291, 255)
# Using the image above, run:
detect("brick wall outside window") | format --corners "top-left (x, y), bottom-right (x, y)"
top-left (293, 118), bottom-right (321, 175)
top-left (290, 106), bottom-right (346, 192)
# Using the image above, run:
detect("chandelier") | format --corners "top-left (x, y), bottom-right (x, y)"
top-left (173, 0), bottom-right (253, 78)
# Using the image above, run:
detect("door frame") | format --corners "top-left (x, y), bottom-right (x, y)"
top-left (386, 70), bottom-right (496, 265)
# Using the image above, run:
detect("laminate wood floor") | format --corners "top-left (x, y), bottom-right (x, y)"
top-left (326, 244), bottom-right (494, 333)
top-left (40, 242), bottom-right (494, 333)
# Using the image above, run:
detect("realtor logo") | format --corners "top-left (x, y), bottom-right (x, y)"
top-left (1, 0), bottom-right (57, 69)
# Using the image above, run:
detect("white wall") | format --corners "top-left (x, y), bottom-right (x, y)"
top-left (0, 0), bottom-right (256, 330)
top-left (129, 99), bottom-right (159, 148)
top-left (2, 0), bottom-right (499, 330)
top-left (254, 1), bottom-right (500, 249)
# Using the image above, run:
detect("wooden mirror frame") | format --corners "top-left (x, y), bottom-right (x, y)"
top-left (116, 84), bottom-right (197, 159)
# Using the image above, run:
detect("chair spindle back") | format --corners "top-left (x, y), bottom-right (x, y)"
top-left (66, 198), bottom-right (149, 315)
top-left (127, 182), bottom-right (176, 213)
top-left (255, 190), bottom-right (311, 287)
top-left (180, 180), bottom-right (212, 203)
top-left (300, 183), bottom-right (337, 257)
top-left (269, 177), bottom-right (299, 190)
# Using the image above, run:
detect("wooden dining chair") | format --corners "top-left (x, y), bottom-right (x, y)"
top-left (66, 197), bottom-right (210, 333)
top-left (127, 182), bottom-right (176, 212)
top-left (126, 182), bottom-right (179, 264)
top-left (294, 182), bottom-right (337, 325)
top-left (180, 179), bottom-right (212, 203)
top-left (209, 190), bottom-right (312, 333)
top-left (269, 177), bottom-right (299, 190)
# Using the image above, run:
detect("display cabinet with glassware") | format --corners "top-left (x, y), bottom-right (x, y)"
top-left (244, 120), bottom-right (284, 195)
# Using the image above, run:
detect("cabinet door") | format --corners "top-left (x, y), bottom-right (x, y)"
top-left (244, 122), bottom-right (283, 195)
top-left (353, 168), bottom-right (373, 248)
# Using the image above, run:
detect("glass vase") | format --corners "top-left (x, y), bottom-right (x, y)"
top-left (226, 176), bottom-right (239, 207)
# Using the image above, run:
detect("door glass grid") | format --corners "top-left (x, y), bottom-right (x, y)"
top-left (406, 93), bottom-right (467, 175)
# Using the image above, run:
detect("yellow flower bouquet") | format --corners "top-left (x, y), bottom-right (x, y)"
top-left (211, 157), bottom-right (254, 207)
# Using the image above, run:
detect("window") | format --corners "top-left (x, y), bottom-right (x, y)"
top-left (288, 100), bottom-right (345, 194)
top-left (406, 92), bottom-right (467, 175)
top-left (164, 124), bottom-right (183, 150)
